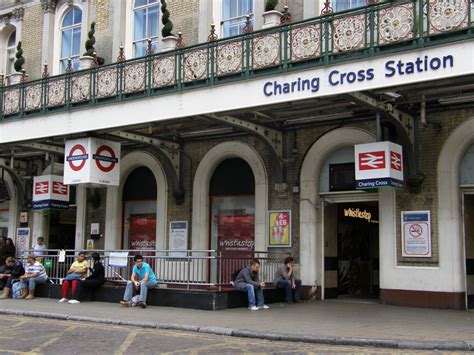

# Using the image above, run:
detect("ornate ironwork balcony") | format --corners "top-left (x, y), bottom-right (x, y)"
top-left (1, 0), bottom-right (473, 119)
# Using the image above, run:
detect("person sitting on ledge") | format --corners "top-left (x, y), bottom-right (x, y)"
top-left (273, 256), bottom-right (302, 304)
top-left (18, 254), bottom-right (48, 300)
top-left (0, 256), bottom-right (25, 299)
top-left (59, 252), bottom-right (88, 303)
top-left (68, 252), bottom-right (105, 304)
top-left (234, 258), bottom-right (269, 311)
top-left (120, 254), bottom-right (157, 309)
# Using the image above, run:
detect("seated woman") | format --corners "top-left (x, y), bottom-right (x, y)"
top-left (59, 252), bottom-right (87, 303)
top-left (18, 254), bottom-right (48, 299)
top-left (68, 252), bottom-right (105, 304)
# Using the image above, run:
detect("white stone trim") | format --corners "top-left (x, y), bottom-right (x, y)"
top-left (437, 118), bottom-right (474, 293)
top-left (0, 23), bottom-right (19, 76)
top-left (105, 151), bottom-right (168, 250)
top-left (4, 172), bottom-right (18, 240)
top-left (191, 141), bottom-right (268, 251)
top-left (299, 127), bottom-right (376, 291)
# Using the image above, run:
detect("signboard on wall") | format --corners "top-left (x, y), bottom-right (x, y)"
top-left (268, 210), bottom-right (291, 247)
top-left (32, 175), bottom-right (69, 210)
top-left (16, 228), bottom-right (30, 257)
top-left (401, 211), bottom-right (432, 257)
top-left (64, 137), bottom-right (121, 186)
top-left (354, 141), bottom-right (404, 190)
top-left (217, 215), bottom-right (255, 252)
top-left (169, 221), bottom-right (188, 256)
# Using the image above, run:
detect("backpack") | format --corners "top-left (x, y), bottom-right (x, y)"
top-left (231, 267), bottom-right (244, 283)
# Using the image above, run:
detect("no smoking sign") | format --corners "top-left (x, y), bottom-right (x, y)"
top-left (64, 138), bottom-right (121, 186)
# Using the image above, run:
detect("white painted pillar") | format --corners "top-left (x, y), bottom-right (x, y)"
top-left (74, 185), bottom-right (87, 250)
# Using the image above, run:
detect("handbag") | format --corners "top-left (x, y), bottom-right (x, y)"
top-left (64, 272), bottom-right (83, 281)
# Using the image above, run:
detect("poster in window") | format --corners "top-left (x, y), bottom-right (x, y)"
top-left (268, 210), bottom-right (291, 247)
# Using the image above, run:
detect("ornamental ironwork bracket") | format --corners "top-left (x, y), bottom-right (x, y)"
top-left (348, 92), bottom-right (415, 146)
top-left (15, 142), bottom-right (65, 155)
top-left (108, 131), bottom-right (180, 180)
top-left (206, 114), bottom-right (283, 162)
top-left (205, 114), bottom-right (285, 182)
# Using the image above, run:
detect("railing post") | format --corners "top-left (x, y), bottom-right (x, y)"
top-left (186, 250), bottom-right (191, 290)
top-left (218, 250), bottom-right (222, 291)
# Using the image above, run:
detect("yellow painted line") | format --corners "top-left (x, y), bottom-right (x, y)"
top-left (29, 337), bottom-right (61, 353)
top-left (115, 331), bottom-right (137, 355)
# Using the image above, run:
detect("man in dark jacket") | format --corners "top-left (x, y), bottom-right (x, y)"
top-left (0, 256), bottom-right (25, 298)
top-left (273, 256), bottom-right (302, 303)
top-left (234, 258), bottom-right (269, 311)
top-left (68, 252), bottom-right (105, 304)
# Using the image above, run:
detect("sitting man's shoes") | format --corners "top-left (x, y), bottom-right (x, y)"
top-left (249, 306), bottom-right (259, 311)
top-left (139, 302), bottom-right (147, 309)
top-left (258, 305), bottom-right (270, 310)
top-left (293, 299), bottom-right (302, 303)
top-left (285, 300), bottom-right (293, 304)
top-left (25, 294), bottom-right (34, 300)
top-left (120, 300), bottom-right (132, 307)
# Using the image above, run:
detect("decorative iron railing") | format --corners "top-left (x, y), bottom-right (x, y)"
top-left (1, 0), bottom-right (473, 119)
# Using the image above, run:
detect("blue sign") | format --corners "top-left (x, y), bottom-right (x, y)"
top-left (356, 178), bottom-right (403, 190)
top-left (33, 200), bottom-right (69, 210)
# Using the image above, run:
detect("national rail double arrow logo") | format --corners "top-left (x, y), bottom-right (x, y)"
top-left (359, 151), bottom-right (386, 170)
top-left (66, 144), bottom-right (88, 172)
top-left (93, 145), bottom-right (118, 173)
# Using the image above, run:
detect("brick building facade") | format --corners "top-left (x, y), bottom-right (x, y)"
top-left (0, 0), bottom-right (473, 309)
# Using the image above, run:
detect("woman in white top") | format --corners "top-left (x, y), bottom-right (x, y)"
top-left (33, 237), bottom-right (46, 258)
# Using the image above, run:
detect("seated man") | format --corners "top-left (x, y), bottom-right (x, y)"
top-left (273, 256), bottom-right (302, 304)
top-left (68, 252), bottom-right (105, 304)
top-left (19, 254), bottom-right (48, 300)
top-left (234, 258), bottom-right (269, 311)
top-left (59, 252), bottom-right (88, 303)
top-left (120, 254), bottom-right (157, 309)
top-left (0, 256), bottom-right (25, 299)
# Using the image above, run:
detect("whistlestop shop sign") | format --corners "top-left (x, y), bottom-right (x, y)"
top-left (64, 138), bottom-right (121, 186)
top-left (32, 175), bottom-right (69, 210)
top-left (355, 141), bottom-right (403, 190)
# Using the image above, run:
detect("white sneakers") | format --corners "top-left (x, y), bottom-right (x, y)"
top-left (59, 298), bottom-right (68, 303)
top-left (249, 305), bottom-right (270, 311)
top-left (68, 299), bottom-right (80, 304)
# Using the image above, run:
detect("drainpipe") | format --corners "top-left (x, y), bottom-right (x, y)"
top-left (376, 111), bottom-right (382, 141)
top-left (420, 95), bottom-right (427, 127)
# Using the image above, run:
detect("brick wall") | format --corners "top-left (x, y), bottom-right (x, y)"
top-left (167, 0), bottom-right (200, 47)
top-left (21, 3), bottom-right (43, 80)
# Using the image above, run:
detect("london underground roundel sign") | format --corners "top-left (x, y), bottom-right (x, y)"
top-left (66, 144), bottom-right (88, 172)
top-left (93, 145), bottom-right (118, 173)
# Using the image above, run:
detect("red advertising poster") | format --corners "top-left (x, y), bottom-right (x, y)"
top-left (129, 216), bottom-right (156, 270)
top-left (217, 214), bottom-right (255, 284)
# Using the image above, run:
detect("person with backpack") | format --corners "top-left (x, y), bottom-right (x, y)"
top-left (273, 256), bottom-right (302, 304)
top-left (0, 256), bottom-right (25, 299)
top-left (233, 258), bottom-right (269, 311)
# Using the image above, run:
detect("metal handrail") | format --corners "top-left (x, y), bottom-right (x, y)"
top-left (1, 0), bottom-right (472, 119)
top-left (22, 249), bottom-right (290, 290)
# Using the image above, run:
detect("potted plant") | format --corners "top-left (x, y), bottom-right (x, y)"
top-left (79, 22), bottom-right (96, 69)
top-left (262, 0), bottom-right (282, 29)
top-left (10, 41), bottom-right (24, 85)
top-left (160, 0), bottom-right (178, 52)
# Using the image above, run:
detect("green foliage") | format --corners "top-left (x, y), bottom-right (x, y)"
top-left (83, 22), bottom-right (96, 57)
top-left (265, 0), bottom-right (279, 11)
top-left (13, 41), bottom-right (24, 72)
top-left (161, 0), bottom-right (174, 38)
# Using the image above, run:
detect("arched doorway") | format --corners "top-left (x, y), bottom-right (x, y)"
top-left (209, 158), bottom-right (255, 283)
top-left (299, 127), bottom-right (378, 299)
top-left (122, 167), bottom-right (157, 252)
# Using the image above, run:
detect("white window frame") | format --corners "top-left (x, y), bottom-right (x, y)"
top-left (52, 1), bottom-right (88, 75)
top-left (0, 19), bottom-right (21, 78)
top-left (198, 0), bottom-right (263, 43)
top-left (59, 7), bottom-right (82, 73)
top-left (125, 0), bottom-right (163, 58)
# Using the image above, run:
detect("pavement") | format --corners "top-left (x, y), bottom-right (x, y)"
top-left (0, 314), bottom-right (433, 354)
top-left (0, 298), bottom-right (473, 351)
